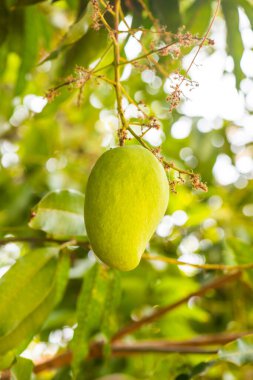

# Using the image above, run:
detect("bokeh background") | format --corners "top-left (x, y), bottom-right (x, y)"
top-left (1, 0), bottom-right (253, 379)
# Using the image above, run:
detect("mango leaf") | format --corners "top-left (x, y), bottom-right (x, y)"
top-left (149, 0), bottom-right (181, 32)
top-left (11, 356), bottom-right (33, 380)
top-left (60, 27), bottom-right (108, 74)
top-left (0, 248), bottom-right (58, 336)
top-left (218, 335), bottom-right (253, 366)
top-left (40, 5), bottom-right (91, 64)
top-left (71, 264), bottom-right (118, 377)
top-left (224, 237), bottom-right (253, 265)
top-left (29, 189), bottom-right (86, 237)
top-left (15, 6), bottom-right (39, 94)
top-left (175, 361), bottom-right (215, 379)
top-left (222, 0), bottom-right (244, 88)
top-left (238, 0), bottom-right (253, 28)
top-left (0, 247), bottom-right (69, 369)
top-left (183, 0), bottom-right (212, 35)
top-left (101, 269), bottom-right (121, 338)
top-left (54, 252), bottom-right (71, 305)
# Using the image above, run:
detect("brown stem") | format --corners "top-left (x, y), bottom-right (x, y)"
top-left (111, 271), bottom-right (241, 341)
top-left (113, 0), bottom-right (128, 145)
top-left (142, 253), bottom-right (253, 271)
top-left (31, 329), bottom-right (252, 374)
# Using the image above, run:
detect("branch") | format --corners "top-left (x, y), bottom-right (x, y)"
top-left (111, 271), bottom-right (241, 341)
top-left (142, 253), bottom-right (253, 271)
top-left (30, 330), bottom-right (252, 375)
top-left (33, 342), bottom-right (215, 375)
top-left (181, 0), bottom-right (221, 82)
top-left (0, 236), bottom-right (89, 248)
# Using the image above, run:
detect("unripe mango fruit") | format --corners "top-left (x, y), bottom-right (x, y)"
top-left (84, 145), bottom-right (169, 271)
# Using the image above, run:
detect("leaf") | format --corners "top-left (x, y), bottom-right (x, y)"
top-left (183, 0), bottom-right (212, 35)
top-left (238, 0), bottom-right (253, 28)
top-left (11, 356), bottom-right (33, 380)
top-left (40, 5), bottom-right (91, 64)
top-left (149, 0), bottom-right (181, 32)
top-left (54, 252), bottom-right (71, 305)
top-left (29, 189), bottom-right (86, 238)
top-left (222, 0), bottom-right (244, 88)
top-left (15, 6), bottom-right (39, 94)
top-left (71, 264), bottom-right (114, 377)
top-left (101, 269), bottom-right (121, 338)
top-left (224, 237), bottom-right (253, 265)
top-left (218, 335), bottom-right (253, 366)
top-left (60, 27), bottom-right (108, 74)
top-left (0, 247), bottom-right (69, 369)
top-left (0, 248), bottom-right (57, 336)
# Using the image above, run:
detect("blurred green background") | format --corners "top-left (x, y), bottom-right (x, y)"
top-left (1, 0), bottom-right (253, 379)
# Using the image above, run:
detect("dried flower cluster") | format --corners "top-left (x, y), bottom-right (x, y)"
top-left (45, 0), bottom-right (213, 192)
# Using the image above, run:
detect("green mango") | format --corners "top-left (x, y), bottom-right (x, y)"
top-left (84, 145), bottom-right (169, 271)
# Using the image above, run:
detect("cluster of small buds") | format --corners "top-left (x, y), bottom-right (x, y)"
top-left (45, 88), bottom-right (60, 102)
top-left (74, 66), bottom-right (91, 88)
top-left (191, 174), bottom-right (208, 192)
top-left (152, 147), bottom-right (162, 160)
top-left (166, 72), bottom-right (199, 111)
top-left (91, 0), bottom-right (102, 31)
top-left (148, 117), bottom-right (160, 129)
top-left (132, 61), bottom-right (150, 71)
top-left (167, 83), bottom-right (182, 112)
top-left (118, 128), bottom-right (128, 146)
top-left (103, 0), bottom-right (114, 13)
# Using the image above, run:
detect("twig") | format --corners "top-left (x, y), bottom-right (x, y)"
top-left (0, 236), bottom-right (89, 248)
top-left (30, 329), bottom-right (252, 374)
top-left (111, 271), bottom-right (241, 341)
top-left (181, 0), bottom-right (220, 83)
top-left (33, 341), bottom-right (215, 375)
top-left (113, 0), bottom-right (128, 145)
top-left (143, 253), bottom-right (253, 271)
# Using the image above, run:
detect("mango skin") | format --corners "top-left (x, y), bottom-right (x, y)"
top-left (84, 145), bottom-right (169, 271)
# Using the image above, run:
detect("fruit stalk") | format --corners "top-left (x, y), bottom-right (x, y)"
top-left (113, 0), bottom-right (128, 146)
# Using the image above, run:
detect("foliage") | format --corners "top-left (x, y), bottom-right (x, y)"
top-left (0, 0), bottom-right (253, 379)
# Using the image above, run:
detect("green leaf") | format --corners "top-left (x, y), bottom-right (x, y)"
top-left (149, 0), bottom-right (181, 32)
top-left (183, 0), bottom-right (212, 35)
top-left (29, 189), bottom-right (86, 237)
top-left (0, 248), bottom-right (57, 336)
top-left (60, 28), bottom-right (108, 74)
top-left (218, 335), bottom-right (253, 366)
top-left (224, 237), bottom-right (253, 265)
top-left (71, 264), bottom-right (114, 377)
top-left (238, 0), bottom-right (253, 28)
top-left (15, 6), bottom-right (39, 94)
top-left (40, 5), bottom-right (91, 64)
top-left (11, 356), bottom-right (33, 380)
top-left (222, 0), bottom-right (244, 88)
top-left (0, 247), bottom-right (68, 369)
top-left (54, 252), bottom-right (71, 305)
top-left (101, 269), bottom-right (121, 338)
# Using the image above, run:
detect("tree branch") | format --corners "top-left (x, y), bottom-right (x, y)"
top-left (113, 0), bottom-right (128, 146)
top-left (111, 271), bottom-right (241, 341)
top-left (31, 329), bottom-right (252, 375)
top-left (0, 236), bottom-right (89, 248)
top-left (142, 253), bottom-right (253, 271)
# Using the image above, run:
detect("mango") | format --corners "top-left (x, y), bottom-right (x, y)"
top-left (84, 145), bottom-right (169, 271)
